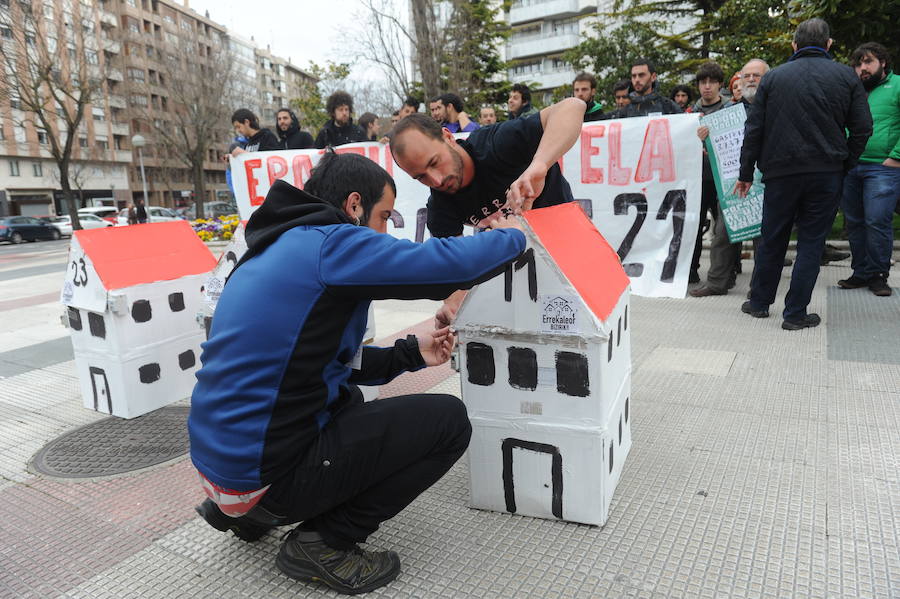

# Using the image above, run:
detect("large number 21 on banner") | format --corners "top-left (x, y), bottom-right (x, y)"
top-left (231, 114), bottom-right (702, 298)
top-left (564, 114), bottom-right (702, 297)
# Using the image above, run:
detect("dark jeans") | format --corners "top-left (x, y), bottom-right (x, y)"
top-left (257, 393), bottom-right (472, 550)
top-left (841, 163), bottom-right (900, 279)
top-left (706, 203), bottom-right (742, 291)
top-left (749, 171), bottom-right (843, 320)
top-left (691, 178), bottom-right (719, 273)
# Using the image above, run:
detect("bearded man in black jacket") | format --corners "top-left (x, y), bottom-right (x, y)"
top-left (275, 108), bottom-right (314, 150)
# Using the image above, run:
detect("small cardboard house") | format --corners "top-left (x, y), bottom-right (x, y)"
top-left (200, 222), bottom-right (380, 400)
top-left (61, 221), bottom-right (217, 419)
top-left (455, 202), bottom-right (632, 526)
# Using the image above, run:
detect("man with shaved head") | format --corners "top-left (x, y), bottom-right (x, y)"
top-left (389, 98), bottom-right (586, 326)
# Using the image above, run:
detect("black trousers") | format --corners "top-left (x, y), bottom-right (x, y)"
top-left (691, 178), bottom-right (719, 273)
top-left (748, 171), bottom-right (843, 320)
top-left (257, 393), bottom-right (472, 549)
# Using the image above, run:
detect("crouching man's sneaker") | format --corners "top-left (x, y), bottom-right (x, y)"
top-left (276, 527), bottom-right (401, 595)
top-left (194, 498), bottom-right (273, 542)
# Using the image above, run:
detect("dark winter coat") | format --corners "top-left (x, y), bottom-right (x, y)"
top-left (314, 119), bottom-right (367, 149)
top-left (276, 112), bottom-right (314, 150)
top-left (739, 47), bottom-right (873, 182)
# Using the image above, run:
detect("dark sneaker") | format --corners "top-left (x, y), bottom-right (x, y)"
top-left (869, 277), bottom-right (892, 297)
top-left (821, 244), bottom-right (850, 265)
top-left (194, 498), bottom-right (272, 542)
top-left (782, 313), bottom-right (821, 330)
top-left (741, 301), bottom-right (769, 318)
top-left (276, 528), bottom-right (401, 595)
top-left (689, 285), bottom-right (726, 297)
top-left (838, 275), bottom-right (869, 289)
top-left (689, 269), bottom-right (701, 284)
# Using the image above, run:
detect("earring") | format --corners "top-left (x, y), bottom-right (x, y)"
top-left (353, 216), bottom-right (361, 226)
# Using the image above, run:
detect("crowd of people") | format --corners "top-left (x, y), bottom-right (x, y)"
top-left (197, 18), bottom-right (898, 595)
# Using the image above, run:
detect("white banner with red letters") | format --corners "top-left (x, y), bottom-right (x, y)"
top-left (230, 114), bottom-right (702, 298)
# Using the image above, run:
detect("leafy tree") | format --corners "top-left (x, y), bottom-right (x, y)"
top-left (706, 0), bottom-right (793, 76)
top-left (788, 0), bottom-right (900, 64)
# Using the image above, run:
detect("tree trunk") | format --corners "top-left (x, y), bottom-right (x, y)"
top-left (410, 0), bottom-right (442, 101)
top-left (192, 157), bottom-right (206, 220)
top-left (58, 160), bottom-right (81, 230)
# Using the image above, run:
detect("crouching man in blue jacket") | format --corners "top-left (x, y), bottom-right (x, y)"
top-left (189, 152), bottom-right (525, 595)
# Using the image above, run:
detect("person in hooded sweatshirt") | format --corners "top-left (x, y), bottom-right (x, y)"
top-left (230, 108), bottom-right (281, 155)
top-left (603, 58), bottom-right (683, 118)
top-left (275, 107), bottom-right (314, 150)
top-left (189, 152), bottom-right (526, 595)
top-left (314, 90), bottom-right (368, 148)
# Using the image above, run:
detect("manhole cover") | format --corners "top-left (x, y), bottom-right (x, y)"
top-left (30, 406), bottom-right (190, 479)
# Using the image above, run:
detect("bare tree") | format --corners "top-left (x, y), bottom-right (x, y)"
top-left (49, 161), bottom-right (89, 206)
top-left (0, 1), bottom-right (112, 229)
top-left (409, 0), bottom-right (446, 101)
top-left (135, 32), bottom-right (236, 220)
top-left (353, 0), bottom-right (416, 103)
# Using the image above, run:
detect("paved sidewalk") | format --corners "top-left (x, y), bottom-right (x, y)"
top-left (0, 241), bottom-right (898, 598)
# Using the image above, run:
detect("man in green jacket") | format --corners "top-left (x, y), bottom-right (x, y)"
top-left (839, 42), bottom-right (900, 297)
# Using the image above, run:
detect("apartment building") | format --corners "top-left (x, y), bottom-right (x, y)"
top-left (506, 0), bottom-right (600, 104)
top-left (0, 0), bottom-right (132, 217)
top-left (254, 46), bottom-right (315, 130)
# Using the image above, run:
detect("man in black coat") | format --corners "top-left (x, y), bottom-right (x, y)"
top-left (315, 91), bottom-right (367, 149)
top-left (603, 58), bottom-right (682, 119)
top-left (275, 108), bottom-right (314, 150)
top-left (736, 18), bottom-right (872, 330)
top-left (230, 108), bottom-right (281, 155)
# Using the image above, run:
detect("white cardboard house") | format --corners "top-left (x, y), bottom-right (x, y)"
top-left (455, 202), bottom-right (632, 526)
top-left (60, 221), bottom-right (217, 419)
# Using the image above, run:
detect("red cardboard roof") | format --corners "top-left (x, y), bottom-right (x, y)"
top-left (73, 221), bottom-right (217, 290)
top-left (524, 202), bottom-right (629, 322)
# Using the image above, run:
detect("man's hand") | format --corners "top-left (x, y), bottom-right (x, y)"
top-left (697, 125), bottom-right (709, 141)
top-left (733, 180), bottom-right (752, 198)
top-left (485, 213), bottom-right (524, 232)
top-left (231, 147), bottom-right (247, 157)
top-left (883, 157), bottom-right (900, 168)
top-left (418, 326), bottom-right (456, 366)
top-left (435, 289), bottom-right (466, 329)
top-left (506, 161), bottom-right (548, 212)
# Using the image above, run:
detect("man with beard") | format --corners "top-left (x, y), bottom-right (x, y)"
top-left (275, 108), bottom-right (314, 150)
top-left (314, 91), bottom-right (367, 148)
top-left (429, 93), bottom-right (477, 133)
top-left (573, 71), bottom-right (605, 121)
top-left (612, 80), bottom-right (631, 110)
top-left (736, 18), bottom-right (872, 330)
top-left (606, 58), bottom-right (682, 118)
top-left (838, 42), bottom-right (900, 297)
top-left (389, 99), bottom-right (586, 326)
top-left (508, 83), bottom-right (539, 120)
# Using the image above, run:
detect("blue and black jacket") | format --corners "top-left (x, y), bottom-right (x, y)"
top-left (189, 180), bottom-right (526, 491)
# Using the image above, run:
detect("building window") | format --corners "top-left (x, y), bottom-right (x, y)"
top-left (32, 162), bottom-right (42, 177)
top-left (85, 50), bottom-right (98, 65)
top-left (13, 126), bottom-right (25, 143)
top-left (79, 137), bottom-right (88, 148)
top-left (9, 160), bottom-right (19, 176)
top-left (127, 67), bottom-right (145, 82)
top-left (96, 139), bottom-right (109, 151)
top-left (555, 351), bottom-right (590, 397)
top-left (130, 94), bottom-right (148, 107)
top-left (466, 342), bottom-right (495, 386)
top-left (92, 107), bottom-right (106, 121)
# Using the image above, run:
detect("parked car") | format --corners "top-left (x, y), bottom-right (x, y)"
top-left (115, 205), bottom-right (181, 226)
top-left (39, 214), bottom-right (114, 237)
top-left (0, 216), bottom-right (63, 243)
top-left (77, 206), bottom-right (120, 225)
top-left (178, 202), bottom-right (239, 220)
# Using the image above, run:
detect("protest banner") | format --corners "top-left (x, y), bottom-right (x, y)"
top-left (701, 103), bottom-right (763, 242)
top-left (230, 114), bottom-right (703, 298)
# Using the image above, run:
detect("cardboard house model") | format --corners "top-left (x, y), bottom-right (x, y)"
top-left (60, 221), bottom-right (217, 419)
top-left (455, 202), bottom-right (632, 526)
top-left (200, 222), bottom-right (380, 401)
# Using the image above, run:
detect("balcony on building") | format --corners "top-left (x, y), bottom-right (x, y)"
top-left (509, 0), bottom-right (597, 25)
top-left (510, 68), bottom-right (576, 91)
top-left (100, 11), bottom-right (118, 28)
top-left (508, 31), bottom-right (580, 60)
top-left (107, 95), bottom-right (127, 109)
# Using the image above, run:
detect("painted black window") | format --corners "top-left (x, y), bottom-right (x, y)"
top-left (88, 312), bottom-right (106, 339)
top-left (178, 349), bottom-right (195, 370)
top-left (168, 292), bottom-right (185, 312)
top-left (132, 299), bottom-right (152, 323)
top-left (138, 363), bottom-right (161, 383)
top-left (68, 307), bottom-right (82, 331)
top-left (507, 347), bottom-right (537, 391)
top-left (555, 351), bottom-right (589, 397)
top-left (466, 342), bottom-right (495, 386)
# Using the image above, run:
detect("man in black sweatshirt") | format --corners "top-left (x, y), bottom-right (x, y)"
top-left (315, 91), bottom-right (367, 148)
top-left (736, 18), bottom-right (872, 330)
top-left (230, 108), bottom-right (281, 156)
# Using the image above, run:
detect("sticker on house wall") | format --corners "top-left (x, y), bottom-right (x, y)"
top-left (540, 294), bottom-right (579, 335)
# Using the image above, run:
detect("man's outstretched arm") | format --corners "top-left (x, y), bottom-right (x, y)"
top-left (506, 98), bottom-right (586, 211)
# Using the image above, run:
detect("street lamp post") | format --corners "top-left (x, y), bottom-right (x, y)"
top-left (130, 134), bottom-right (149, 207)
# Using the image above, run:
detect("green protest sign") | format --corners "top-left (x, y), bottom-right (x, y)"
top-left (702, 103), bottom-right (763, 242)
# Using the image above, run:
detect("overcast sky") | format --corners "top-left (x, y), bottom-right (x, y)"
top-left (186, 0), bottom-right (368, 71)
